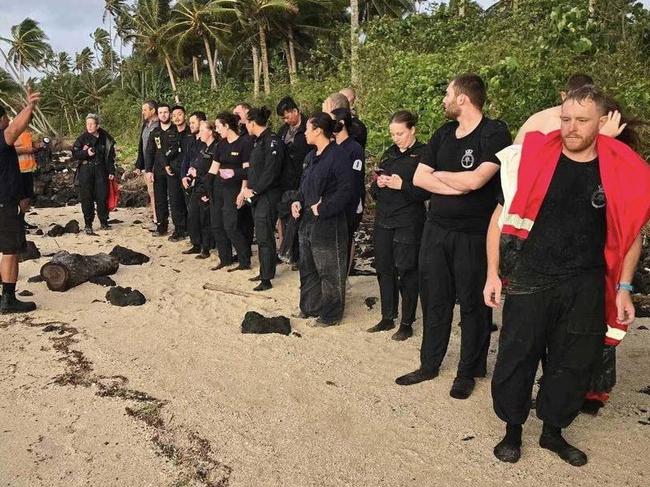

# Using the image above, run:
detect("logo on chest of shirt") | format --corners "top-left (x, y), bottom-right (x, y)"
top-left (461, 149), bottom-right (475, 169)
top-left (231, 152), bottom-right (239, 156)
top-left (591, 184), bottom-right (606, 209)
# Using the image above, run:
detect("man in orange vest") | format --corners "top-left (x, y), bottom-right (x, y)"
top-left (14, 129), bottom-right (39, 228)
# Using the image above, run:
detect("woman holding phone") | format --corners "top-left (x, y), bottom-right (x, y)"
top-left (367, 110), bottom-right (430, 341)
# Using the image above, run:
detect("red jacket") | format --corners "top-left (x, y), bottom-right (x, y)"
top-left (502, 130), bottom-right (650, 346)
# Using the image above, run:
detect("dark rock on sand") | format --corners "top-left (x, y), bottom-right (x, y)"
top-left (19, 241), bottom-right (41, 262)
top-left (28, 275), bottom-right (44, 283)
top-left (64, 219), bottom-right (80, 234)
top-left (89, 276), bottom-right (117, 287)
top-left (47, 224), bottom-right (66, 237)
top-left (106, 286), bottom-right (146, 306)
top-left (364, 297), bottom-right (378, 310)
top-left (241, 311), bottom-right (291, 336)
top-left (109, 245), bottom-right (150, 265)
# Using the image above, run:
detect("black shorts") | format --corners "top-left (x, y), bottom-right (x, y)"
top-left (20, 172), bottom-right (34, 199)
top-left (0, 203), bottom-right (27, 254)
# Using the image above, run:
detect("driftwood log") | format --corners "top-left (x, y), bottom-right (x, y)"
top-left (40, 251), bottom-right (119, 292)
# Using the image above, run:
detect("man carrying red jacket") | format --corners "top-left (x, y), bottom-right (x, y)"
top-left (483, 85), bottom-right (650, 467)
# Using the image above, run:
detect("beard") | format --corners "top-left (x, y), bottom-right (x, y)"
top-left (562, 131), bottom-right (598, 153)
top-left (444, 103), bottom-right (460, 120)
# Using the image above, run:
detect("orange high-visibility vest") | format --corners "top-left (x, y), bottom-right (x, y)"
top-left (16, 131), bottom-right (37, 173)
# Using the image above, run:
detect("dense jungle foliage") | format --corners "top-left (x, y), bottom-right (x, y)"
top-left (1, 0), bottom-right (649, 162)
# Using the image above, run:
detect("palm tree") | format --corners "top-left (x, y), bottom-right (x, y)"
top-left (103, 0), bottom-right (127, 73)
top-left (56, 52), bottom-right (72, 75)
top-left (0, 68), bottom-right (20, 97)
top-left (128, 0), bottom-right (180, 101)
top-left (235, 0), bottom-right (299, 95)
top-left (74, 47), bottom-right (95, 73)
top-left (0, 18), bottom-right (51, 82)
top-left (91, 28), bottom-right (111, 60)
top-left (360, 0), bottom-right (415, 21)
top-left (350, 0), bottom-right (360, 86)
top-left (168, 0), bottom-right (235, 89)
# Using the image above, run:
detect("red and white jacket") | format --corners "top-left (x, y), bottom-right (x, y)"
top-left (497, 130), bottom-right (650, 346)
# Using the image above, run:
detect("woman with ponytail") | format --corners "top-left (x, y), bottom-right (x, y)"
top-left (291, 112), bottom-right (354, 326)
top-left (331, 107), bottom-right (365, 275)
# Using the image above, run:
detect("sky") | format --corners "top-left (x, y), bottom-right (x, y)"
top-left (1, 0), bottom-right (649, 67)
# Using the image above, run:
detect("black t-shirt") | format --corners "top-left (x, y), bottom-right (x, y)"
top-left (506, 154), bottom-right (606, 294)
top-left (214, 136), bottom-right (252, 186)
top-left (0, 130), bottom-right (22, 203)
top-left (425, 117), bottom-right (512, 233)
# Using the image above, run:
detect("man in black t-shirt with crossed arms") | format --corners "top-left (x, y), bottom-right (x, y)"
top-left (395, 74), bottom-right (512, 400)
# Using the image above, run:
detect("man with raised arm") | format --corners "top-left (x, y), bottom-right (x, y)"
top-left (0, 88), bottom-right (40, 313)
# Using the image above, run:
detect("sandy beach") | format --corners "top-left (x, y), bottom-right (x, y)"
top-left (1, 205), bottom-right (649, 487)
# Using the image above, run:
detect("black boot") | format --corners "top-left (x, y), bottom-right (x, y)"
top-left (227, 264), bottom-right (252, 272)
top-left (253, 279), bottom-right (272, 291)
top-left (539, 424), bottom-right (588, 467)
top-left (84, 225), bottom-right (95, 236)
top-left (182, 245), bottom-right (201, 255)
top-left (395, 368), bottom-right (439, 386)
top-left (248, 274), bottom-right (262, 282)
top-left (494, 424), bottom-right (522, 463)
top-left (99, 222), bottom-right (111, 230)
top-left (195, 249), bottom-right (210, 259)
top-left (211, 260), bottom-right (233, 271)
top-left (366, 318), bottom-right (395, 333)
top-left (449, 376), bottom-right (475, 400)
top-left (391, 324), bottom-right (413, 341)
top-left (0, 293), bottom-right (37, 314)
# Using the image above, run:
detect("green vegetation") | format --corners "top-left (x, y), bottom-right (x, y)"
top-left (1, 0), bottom-right (649, 164)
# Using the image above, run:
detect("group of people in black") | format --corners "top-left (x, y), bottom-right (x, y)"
top-left (2, 73), bottom-right (648, 470)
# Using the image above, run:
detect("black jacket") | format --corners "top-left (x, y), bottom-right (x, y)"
top-left (368, 141), bottom-right (430, 228)
top-left (350, 116), bottom-right (368, 149)
top-left (278, 114), bottom-right (313, 191)
top-left (71, 128), bottom-right (116, 175)
top-left (144, 124), bottom-right (184, 175)
top-left (298, 142), bottom-right (353, 219)
top-left (181, 132), bottom-right (201, 178)
top-left (248, 128), bottom-right (285, 196)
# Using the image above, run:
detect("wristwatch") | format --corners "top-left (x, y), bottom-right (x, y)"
top-left (617, 282), bottom-right (634, 293)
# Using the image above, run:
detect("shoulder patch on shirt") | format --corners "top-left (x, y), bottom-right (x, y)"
top-left (352, 159), bottom-right (363, 171)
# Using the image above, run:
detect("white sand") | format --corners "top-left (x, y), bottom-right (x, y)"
top-left (1, 205), bottom-right (649, 486)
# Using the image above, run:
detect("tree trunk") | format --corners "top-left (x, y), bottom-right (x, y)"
top-left (288, 26), bottom-right (298, 83)
top-left (459, 0), bottom-right (466, 17)
top-left (192, 56), bottom-right (200, 82)
top-left (40, 251), bottom-right (119, 292)
top-left (350, 0), bottom-right (360, 87)
top-left (164, 54), bottom-right (179, 103)
top-left (252, 45), bottom-right (260, 99)
top-left (259, 24), bottom-right (271, 95)
top-left (203, 36), bottom-right (217, 89)
top-left (283, 42), bottom-right (295, 85)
